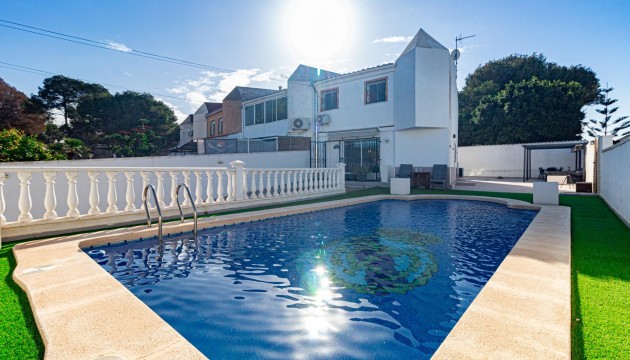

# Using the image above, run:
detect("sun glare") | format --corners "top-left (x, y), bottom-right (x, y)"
top-left (284, 0), bottom-right (355, 63)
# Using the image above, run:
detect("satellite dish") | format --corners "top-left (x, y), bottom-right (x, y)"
top-left (451, 49), bottom-right (461, 61)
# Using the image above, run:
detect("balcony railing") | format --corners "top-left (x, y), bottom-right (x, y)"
top-left (0, 161), bottom-right (345, 244)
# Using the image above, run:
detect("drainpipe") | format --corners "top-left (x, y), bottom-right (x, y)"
top-left (310, 80), bottom-right (319, 168)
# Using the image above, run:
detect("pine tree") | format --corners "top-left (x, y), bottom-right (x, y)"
top-left (583, 86), bottom-right (630, 139)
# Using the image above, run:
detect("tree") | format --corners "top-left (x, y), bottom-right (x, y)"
top-left (33, 75), bottom-right (109, 126)
top-left (76, 91), bottom-right (179, 155)
top-left (0, 128), bottom-right (65, 162)
top-left (459, 54), bottom-right (600, 145)
top-left (582, 86), bottom-right (629, 139)
top-left (0, 78), bottom-right (46, 134)
top-left (48, 137), bottom-right (91, 159)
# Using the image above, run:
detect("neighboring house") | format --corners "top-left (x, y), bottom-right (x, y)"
top-left (239, 29), bottom-right (458, 183)
top-left (178, 114), bottom-right (194, 147)
top-left (206, 107), bottom-right (223, 138)
top-left (192, 102), bottom-right (222, 140)
top-left (222, 86), bottom-right (281, 139)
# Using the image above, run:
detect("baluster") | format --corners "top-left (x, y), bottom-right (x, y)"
top-left (243, 171), bottom-right (250, 200)
top-left (205, 170), bottom-right (214, 203)
top-left (313, 170), bottom-right (319, 192)
top-left (192, 171), bottom-right (202, 205)
top-left (265, 171), bottom-right (272, 198)
top-left (17, 172), bottom-right (33, 222)
top-left (66, 171), bottom-right (80, 218)
top-left (332, 168), bottom-right (338, 190)
top-left (296, 170), bottom-right (303, 194)
top-left (216, 171), bottom-right (225, 202)
top-left (141, 171), bottom-right (152, 209)
top-left (155, 171), bottom-right (165, 207)
top-left (305, 170), bottom-right (311, 193)
top-left (124, 171), bottom-right (136, 211)
top-left (287, 171), bottom-right (293, 195)
top-left (42, 171), bottom-right (58, 220)
top-left (257, 170), bottom-right (264, 199)
top-left (106, 171), bottom-right (118, 213)
top-left (169, 171), bottom-right (178, 207)
top-left (279, 170), bottom-right (286, 196)
top-left (86, 171), bottom-right (100, 215)
top-left (249, 171), bottom-right (257, 199)
top-left (272, 171), bottom-right (279, 197)
top-left (227, 171), bottom-right (235, 201)
top-left (0, 174), bottom-right (5, 225)
top-left (182, 171), bottom-right (191, 206)
top-left (310, 170), bottom-right (316, 193)
top-left (324, 170), bottom-right (329, 190)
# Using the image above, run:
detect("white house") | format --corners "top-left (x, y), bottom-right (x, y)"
top-left (239, 29), bottom-right (458, 184)
top-left (177, 114), bottom-right (194, 147)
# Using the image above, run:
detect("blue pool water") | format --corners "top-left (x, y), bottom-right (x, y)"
top-left (87, 200), bottom-right (537, 359)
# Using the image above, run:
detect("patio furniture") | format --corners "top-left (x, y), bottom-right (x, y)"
top-left (538, 167), bottom-right (545, 180)
top-left (397, 164), bottom-right (413, 178)
top-left (412, 171), bottom-right (430, 189)
top-left (430, 164), bottom-right (448, 190)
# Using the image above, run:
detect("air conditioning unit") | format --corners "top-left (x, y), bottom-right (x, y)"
top-left (290, 118), bottom-right (310, 131)
top-left (317, 114), bottom-right (331, 125)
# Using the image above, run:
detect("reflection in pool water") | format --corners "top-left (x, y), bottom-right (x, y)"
top-left (88, 200), bottom-right (537, 359)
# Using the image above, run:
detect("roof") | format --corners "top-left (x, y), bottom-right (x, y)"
top-left (316, 63), bottom-right (395, 83)
top-left (288, 64), bottom-right (340, 82)
top-left (203, 102), bottom-right (222, 114)
top-left (224, 86), bottom-right (280, 102)
top-left (522, 140), bottom-right (588, 150)
top-left (179, 114), bottom-right (193, 125)
top-left (398, 28), bottom-right (447, 59)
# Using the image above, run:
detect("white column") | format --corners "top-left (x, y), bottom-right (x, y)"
top-left (265, 171), bottom-right (272, 198)
top-left (86, 171), bottom-right (100, 215)
top-left (280, 170), bottom-right (286, 196)
top-left (243, 171), bottom-right (250, 200)
top-left (17, 172), bottom-right (33, 223)
top-left (141, 171), bottom-right (152, 208)
top-left (230, 160), bottom-right (245, 201)
top-left (315, 170), bottom-right (320, 192)
top-left (66, 171), bottom-right (80, 218)
top-left (288, 171), bottom-right (294, 195)
top-left (169, 171), bottom-right (178, 207)
top-left (194, 171), bottom-right (203, 205)
top-left (249, 171), bottom-right (257, 199)
top-left (226, 171), bottom-right (234, 202)
top-left (306, 170), bottom-right (311, 193)
top-left (272, 171), bottom-right (279, 197)
top-left (106, 171), bottom-right (118, 213)
top-left (124, 171), bottom-right (136, 211)
top-left (0, 175), bottom-right (6, 225)
top-left (216, 171), bottom-right (225, 203)
top-left (182, 171), bottom-right (191, 206)
top-left (257, 171), bottom-right (264, 199)
top-left (43, 171), bottom-right (58, 220)
top-left (205, 170), bottom-right (214, 203)
top-left (337, 163), bottom-right (346, 191)
top-left (296, 170), bottom-right (303, 194)
top-left (155, 171), bottom-right (165, 207)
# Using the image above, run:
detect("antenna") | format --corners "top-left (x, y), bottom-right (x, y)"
top-left (455, 34), bottom-right (476, 67)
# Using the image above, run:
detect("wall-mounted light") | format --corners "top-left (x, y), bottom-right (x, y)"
top-left (383, 138), bottom-right (390, 143)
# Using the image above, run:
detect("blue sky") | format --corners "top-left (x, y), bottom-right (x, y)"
top-left (1, 0), bottom-right (629, 124)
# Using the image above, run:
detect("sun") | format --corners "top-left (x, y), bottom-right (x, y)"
top-left (284, 0), bottom-right (355, 63)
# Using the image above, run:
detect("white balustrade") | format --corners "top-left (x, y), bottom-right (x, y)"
top-left (141, 171), bottom-right (152, 209)
top-left (0, 164), bottom-right (345, 240)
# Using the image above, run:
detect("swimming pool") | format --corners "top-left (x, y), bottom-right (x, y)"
top-left (87, 199), bottom-right (537, 359)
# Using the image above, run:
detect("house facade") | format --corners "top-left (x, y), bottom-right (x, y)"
top-left (178, 114), bottom-right (194, 147)
top-left (205, 107), bottom-right (224, 138)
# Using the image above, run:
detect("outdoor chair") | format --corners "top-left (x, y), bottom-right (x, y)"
top-left (538, 167), bottom-right (545, 180)
top-left (397, 164), bottom-right (413, 178)
top-left (430, 164), bottom-right (448, 190)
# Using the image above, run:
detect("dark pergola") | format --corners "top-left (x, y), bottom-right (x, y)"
top-left (522, 141), bottom-right (588, 181)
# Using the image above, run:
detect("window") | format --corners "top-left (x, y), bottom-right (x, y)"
top-left (245, 105), bottom-right (255, 126)
top-left (255, 103), bottom-right (264, 124)
top-left (265, 99), bottom-right (276, 123)
top-left (365, 77), bottom-right (387, 104)
top-left (210, 121), bottom-right (216, 136)
top-left (320, 88), bottom-right (338, 111)
top-left (277, 96), bottom-right (288, 120)
top-left (218, 117), bottom-right (223, 134)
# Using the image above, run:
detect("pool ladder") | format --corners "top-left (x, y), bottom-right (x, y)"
top-left (175, 183), bottom-right (198, 236)
top-left (143, 184), bottom-right (163, 242)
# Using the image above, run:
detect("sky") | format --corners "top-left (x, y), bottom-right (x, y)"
top-left (1, 0), bottom-right (629, 125)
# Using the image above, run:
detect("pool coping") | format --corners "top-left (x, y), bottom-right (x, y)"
top-left (11, 195), bottom-right (570, 359)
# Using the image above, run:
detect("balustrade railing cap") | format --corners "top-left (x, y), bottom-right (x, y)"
top-left (0, 166), bottom-right (229, 172)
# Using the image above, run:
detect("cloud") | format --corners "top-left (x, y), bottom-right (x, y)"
top-left (372, 36), bottom-right (413, 44)
top-left (167, 68), bottom-right (283, 108)
top-left (105, 41), bottom-right (132, 52)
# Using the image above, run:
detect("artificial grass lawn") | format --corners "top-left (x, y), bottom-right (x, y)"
top-left (0, 187), bottom-right (627, 359)
top-left (0, 241), bottom-right (44, 360)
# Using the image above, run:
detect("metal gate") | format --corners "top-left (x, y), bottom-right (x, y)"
top-left (310, 141), bottom-right (327, 168)
top-left (338, 137), bottom-right (380, 181)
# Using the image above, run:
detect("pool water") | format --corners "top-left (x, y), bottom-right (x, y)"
top-left (87, 200), bottom-right (537, 359)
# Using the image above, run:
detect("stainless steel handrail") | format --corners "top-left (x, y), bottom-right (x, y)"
top-left (176, 183), bottom-right (198, 236)
top-left (143, 184), bottom-right (163, 241)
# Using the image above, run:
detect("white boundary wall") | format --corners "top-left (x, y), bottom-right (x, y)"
top-left (600, 136), bottom-right (630, 225)
top-left (459, 142), bottom-right (581, 178)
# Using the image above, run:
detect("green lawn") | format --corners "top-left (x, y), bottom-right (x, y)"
top-left (0, 187), bottom-right (627, 359)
